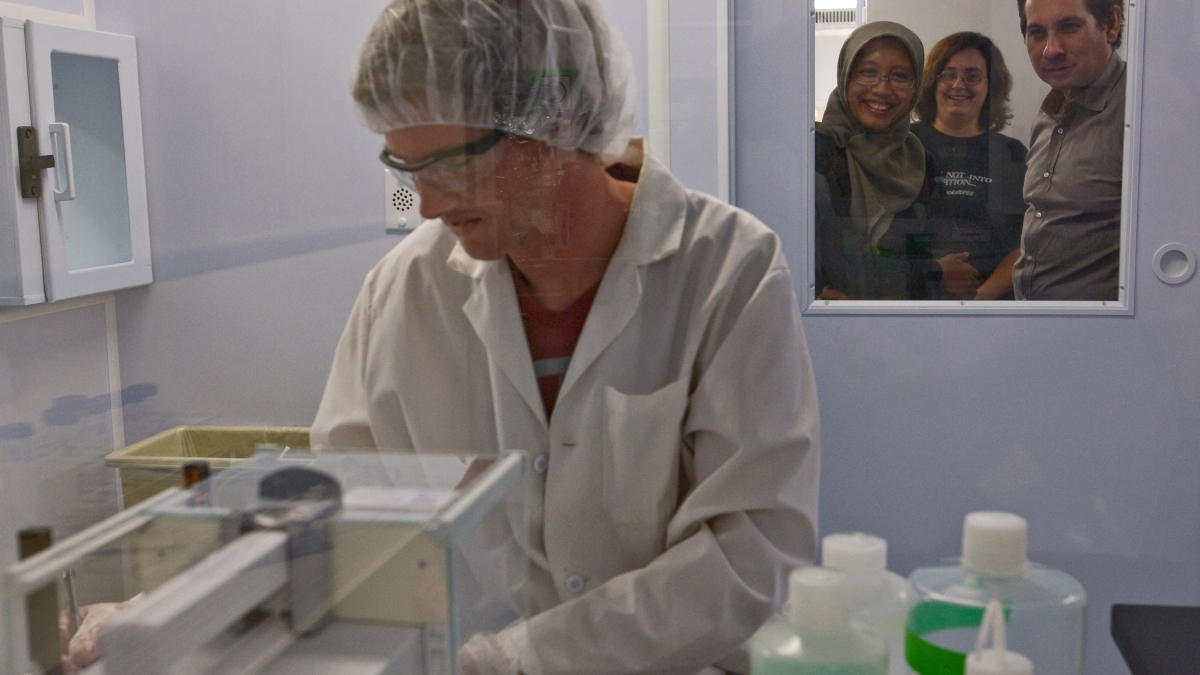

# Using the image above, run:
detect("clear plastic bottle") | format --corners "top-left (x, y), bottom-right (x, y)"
top-left (750, 567), bottom-right (888, 675)
top-left (821, 533), bottom-right (918, 675)
top-left (907, 512), bottom-right (1085, 675)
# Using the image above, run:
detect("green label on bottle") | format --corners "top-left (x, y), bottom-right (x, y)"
top-left (905, 600), bottom-right (1011, 675)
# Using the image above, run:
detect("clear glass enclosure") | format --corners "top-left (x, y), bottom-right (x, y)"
top-left (3, 448), bottom-right (530, 675)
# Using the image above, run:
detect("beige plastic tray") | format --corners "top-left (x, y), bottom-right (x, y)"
top-left (104, 426), bottom-right (310, 506)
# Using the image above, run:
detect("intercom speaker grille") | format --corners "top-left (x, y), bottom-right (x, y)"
top-left (391, 187), bottom-right (416, 212)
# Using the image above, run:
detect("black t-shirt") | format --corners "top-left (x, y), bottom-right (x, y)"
top-left (911, 123), bottom-right (1028, 286)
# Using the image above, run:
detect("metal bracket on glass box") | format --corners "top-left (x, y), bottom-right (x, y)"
top-left (16, 126), bottom-right (55, 199)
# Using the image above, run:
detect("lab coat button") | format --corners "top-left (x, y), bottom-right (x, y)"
top-left (566, 574), bottom-right (585, 594)
top-left (533, 454), bottom-right (548, 473)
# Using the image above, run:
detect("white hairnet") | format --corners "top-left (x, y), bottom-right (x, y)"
top-left (352, 0), bottom-right (638, 163)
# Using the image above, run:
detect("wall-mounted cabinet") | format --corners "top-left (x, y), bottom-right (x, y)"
top-left (1, 18), bottom-right (150, 306)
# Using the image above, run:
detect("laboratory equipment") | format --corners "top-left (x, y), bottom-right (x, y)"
top-left (906, 512), bottom-right (1085, 675)
top-left (749, 566), bottom-right (887, 675)
top-left (3, 448), bottom-right (531, 675)
top-left (821, 533), bottom-right (917, 675)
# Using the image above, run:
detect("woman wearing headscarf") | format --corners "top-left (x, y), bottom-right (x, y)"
top-left (815, 21), bottom-right (946, 300)
top-left (912, 32), bottom-right (1027, 300)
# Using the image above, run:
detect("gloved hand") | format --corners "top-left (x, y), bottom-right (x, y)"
top-left (458, 632), bottom-right (523, 675)
top-left (59, 596), bottom-right (141, 674)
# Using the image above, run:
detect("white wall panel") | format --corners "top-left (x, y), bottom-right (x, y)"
top-left (0, 302), bottom-right (121, 569)
top-left (94, 0), bottom-right (399, 440)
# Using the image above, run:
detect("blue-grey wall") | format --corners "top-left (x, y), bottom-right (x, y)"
top-left (735, 2), bottom-right (1199, 674)
top-left (0, 0), bottom-right (650, 568)
top-left (98, 0), bottom-right (653, 440)
top-left (96, 0), bottom-right (404, 436)
top-left (3, 1), bottom-right (1196, 673)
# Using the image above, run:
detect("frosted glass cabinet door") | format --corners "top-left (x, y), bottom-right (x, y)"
top-left (25, 21), bottom-right (150, 302)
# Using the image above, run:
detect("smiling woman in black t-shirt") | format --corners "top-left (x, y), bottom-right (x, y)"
top-left (912, 32), bottom-right (1028, 300)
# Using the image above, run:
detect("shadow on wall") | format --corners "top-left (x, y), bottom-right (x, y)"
top-left (39, 384), bottom-right (159, 427)
top-left (0, 384), bottom-right (161, 441)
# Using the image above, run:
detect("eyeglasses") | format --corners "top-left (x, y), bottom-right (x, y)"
top-left (379, 128), bottom-right (508, 192)
top-left (936, 69), bottom-right (986, 86)
top-left (851, 67), bottom-right (916, 90)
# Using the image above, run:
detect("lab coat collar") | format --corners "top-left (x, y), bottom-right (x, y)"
top-left (610, 138), bottom-right (687, 266)
top-left (461, 258), bottom-right (548, 426)
top-left (557, 140), bottom-right (687, 399)
top-left (446, 139), bottom-right (689, 427)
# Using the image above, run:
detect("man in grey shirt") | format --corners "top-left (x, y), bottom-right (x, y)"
top-left (1013, 0), bottom-right (1126, 301)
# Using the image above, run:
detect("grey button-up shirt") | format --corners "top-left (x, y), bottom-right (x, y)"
top-left (1013, 52), bottom-right (1126, 301)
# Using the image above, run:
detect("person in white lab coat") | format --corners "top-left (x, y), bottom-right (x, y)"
top-left (312, 1), bottom-right (820, 673)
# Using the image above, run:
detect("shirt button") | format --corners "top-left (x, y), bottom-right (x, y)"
top-left (566, 575), bottom-right (586, 594)
top-left (533, 454), bottom-right (548, 473)
top-left (1036, 212), bottom-right (1043, 218)
top-left (1057, 128), bottom-right (1064, 134)
top-left (1026, 255), bottom-right (1033, 262)
top-left (1043, 172), bottom-right (1050, 178)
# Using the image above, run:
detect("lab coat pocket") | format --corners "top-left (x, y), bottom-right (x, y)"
top-left (603, 379), bottom-right (688, 529)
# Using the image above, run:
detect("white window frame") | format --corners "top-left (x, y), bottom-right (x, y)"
top-left (0, 0), bottom-right (95, 30)
top-left (799, 0), bottom-right (1145, 316)
top-left (25, 20), bottom-right (152, 302)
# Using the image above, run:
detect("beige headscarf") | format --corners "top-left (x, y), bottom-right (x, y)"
top-left (818, 21), bottom-right (926, 248)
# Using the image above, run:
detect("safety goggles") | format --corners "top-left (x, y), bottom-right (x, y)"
top-left (379, 128), bottom-right (508, 193)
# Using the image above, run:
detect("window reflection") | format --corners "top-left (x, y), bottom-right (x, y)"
top-left (912, 33), bottom-right (1026, 301)
top-left (812, 0), bottom-right (1127, 303)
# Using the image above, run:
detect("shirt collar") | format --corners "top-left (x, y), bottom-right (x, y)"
top-left (446, 138), bottom-right (687, 278)
top-left (1040, 51), bottom-right (1126, 116)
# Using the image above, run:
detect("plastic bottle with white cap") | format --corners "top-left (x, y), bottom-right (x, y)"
top-left (821, 533), bottom-right (917, 675)
top-left (906, 512), bottom-right (1085, 675)
top-left (966, 599), bottom-right (1034, 675)
top-left (749, 566), bottom-right (888, 675)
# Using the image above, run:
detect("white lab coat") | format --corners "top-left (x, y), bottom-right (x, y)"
top-left (312, 143), bottom-right (820, 675)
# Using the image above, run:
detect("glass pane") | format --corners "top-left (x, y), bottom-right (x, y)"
top-left (51, 52), bottom-right (133, 271)
top-left (2, 448), bottom-right (529, 675)
top-left (812, 1), bottom-right (1127, 302)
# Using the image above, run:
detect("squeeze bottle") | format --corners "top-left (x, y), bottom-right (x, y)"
top-left (750, 566), bottom-right (887, 675)
top-left (822, 533), bottom-right (917, 675)
top-left (907, 512), bottom-right (1084, 675)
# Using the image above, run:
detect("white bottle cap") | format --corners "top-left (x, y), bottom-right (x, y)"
top-left (962, 511), bottom-right (1028, 578)
top-left (966, 600), bottom-right (1034, 675)
top-left (822, 532), bottom-right (887, 573)
top-left (788, 567), bottom-right (851, 633)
